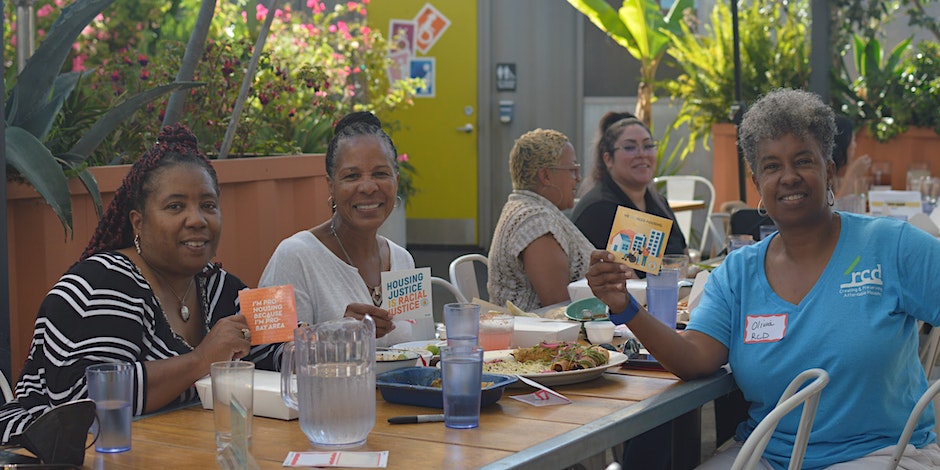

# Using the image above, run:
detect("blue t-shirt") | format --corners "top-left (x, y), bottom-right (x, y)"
top-left (687, 212), bottom-right (940, 470)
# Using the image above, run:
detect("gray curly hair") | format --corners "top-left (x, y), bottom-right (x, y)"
top-left (510, 129), bottom-right (570, 191)
top-left (739, 88), bottom-right (835, 173)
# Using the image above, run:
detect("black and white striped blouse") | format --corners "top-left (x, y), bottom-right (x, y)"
top-left (0, 252), bottom-right (280, 443)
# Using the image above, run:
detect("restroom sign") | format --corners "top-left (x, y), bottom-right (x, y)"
top-left (496, 63), bottom-right (516, 91)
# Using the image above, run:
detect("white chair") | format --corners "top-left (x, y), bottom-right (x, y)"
top-left (448, 254), bottom-right (488, 302)
top-left (918, 322), bottom-right (940, 437)
top-left (1, 370), bottom-right (13, 404)
top-left (731, 368), bottom-right (830, 470)
top-left (430, 276), bottom-right (467, 304)
top-left (653, 175), bottom-right (717, 257)
top-left (889, 378), bottom-right (940, 470)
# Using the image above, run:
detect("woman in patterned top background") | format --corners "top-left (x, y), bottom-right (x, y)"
top-left (487, 128), bottom-right (594, 312)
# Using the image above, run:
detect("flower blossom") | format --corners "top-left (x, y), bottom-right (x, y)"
top-left (36, 4), bottom-right (55, 18)
top-left (256, 4), bottom-right (268, 21)
top-left (398, 154), bottom-right (409, 163)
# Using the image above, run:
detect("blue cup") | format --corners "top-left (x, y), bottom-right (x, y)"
top-left (440, 346), bottom-right (484, 429)
top-left (646, 268), bottom-right (679, 329)
top-left (443, 303), bottom-right (480, 351)
top-left (85, 362), bottom-right (133, 453)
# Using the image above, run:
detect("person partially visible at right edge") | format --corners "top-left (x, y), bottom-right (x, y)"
top-left (587, 88), bottom-right (940, 469)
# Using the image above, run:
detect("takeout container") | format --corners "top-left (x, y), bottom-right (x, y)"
top-left (512, 317), bottom-right (580, 348)
top-left (567, 278), bottom-right (647, 306)
top-left (376, 367), bottom-right (516, 408)
top-left (196, 369), bottom-right (298, 420)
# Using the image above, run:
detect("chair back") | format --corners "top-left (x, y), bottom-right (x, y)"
top-left (448, 254), bottom-right (488, 302)
top-left (430, 276), bottom-right (468, 324)
top-left (653, 175), bottom-right (717, 256)
top-left (0, 370), bottom-right (12, 404)
top-left (731, 368), bottom-right (829, 470)
top-left (730, 209), bottom-right (775, 242)
top-left (889, 378), bottom-right (940, 470)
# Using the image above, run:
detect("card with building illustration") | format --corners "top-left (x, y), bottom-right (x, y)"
top-left (238, 285), bottom-right (298, 345)
top-left (381, 267), bottom-right (433, 322)
top-left (606, 206), bottom-right (673, 275)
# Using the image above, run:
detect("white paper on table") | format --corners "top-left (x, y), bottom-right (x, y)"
top-left (283, 451), bottom-right (389, 468)
top-left (687, 270), bottom-right (710, 314)
top-left (509, 375), bottom-right (572, 406)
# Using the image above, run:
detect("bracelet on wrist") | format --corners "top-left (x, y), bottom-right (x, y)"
top-left (607, 294), bottom-right (641, 325)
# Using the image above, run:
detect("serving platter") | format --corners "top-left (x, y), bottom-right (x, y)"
top-left (482, 349), bottom-right (628, 387)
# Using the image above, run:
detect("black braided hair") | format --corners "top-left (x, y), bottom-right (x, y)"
top-left (80, 124), bottom-right (219, 261)
top-left (324, 111), bottom-right (399, 178)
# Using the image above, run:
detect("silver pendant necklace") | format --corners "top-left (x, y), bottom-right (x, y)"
top-left (143, 260), bottom-right (195, 322)
top-left (330, 219), bottom-right (383, 306)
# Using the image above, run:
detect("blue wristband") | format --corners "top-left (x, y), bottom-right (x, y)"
top-left (607, 294), bottom-right (641, 325)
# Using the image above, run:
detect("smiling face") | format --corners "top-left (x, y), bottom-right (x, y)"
top-left (329, 135), bottom-right (399, 232)
top-left (604, 123), bottom-right (656, 189)
top-left (130, 163), bottom-right (222, 277)
top-left (751, 133), bottom-right (835, 228)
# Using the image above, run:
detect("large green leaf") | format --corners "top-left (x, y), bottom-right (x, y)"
top-left (69, 81), bottom-right (204, 157)
top-left (17, 71), bottom-right (84, 141)
top-left (8, 0), bottom-right (115, 127)
top-left (6, 127), bottom-right (73, 238)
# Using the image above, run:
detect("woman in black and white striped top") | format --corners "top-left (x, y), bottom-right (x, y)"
top-left (0, 124), bottom-right (280, 444)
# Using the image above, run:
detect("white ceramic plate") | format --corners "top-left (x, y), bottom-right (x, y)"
top-left (482, 349), bottom-right (628, 387)
top-left (390, 340), bottom-right (445, 354)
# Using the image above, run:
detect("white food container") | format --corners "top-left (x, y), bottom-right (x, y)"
top-left (512, 317), bottom-right (580, 348)
top-left (195, 369), bottom-right (299, 420)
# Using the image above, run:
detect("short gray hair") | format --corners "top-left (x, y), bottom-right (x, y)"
top-left (739, 88), bottom-right (835, 173)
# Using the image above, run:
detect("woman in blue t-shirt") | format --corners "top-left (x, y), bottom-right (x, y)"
top-left (587, 89), bottom-right (940, 469)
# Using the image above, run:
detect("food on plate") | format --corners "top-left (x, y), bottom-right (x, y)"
top-left (483, 341), bottom-right (610, 374)
top-left (506, 300), bottom-right (540, 318)
top-left (429, 378), bottom-right (495, 389)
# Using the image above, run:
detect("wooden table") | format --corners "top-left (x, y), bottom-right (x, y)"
top-left (669, 199), bottom-right (707, 212)
top-left (82, 366), bottom-right (735, 469)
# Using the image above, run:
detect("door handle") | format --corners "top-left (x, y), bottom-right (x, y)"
top-left (456, 124), bottom-right (474, 133)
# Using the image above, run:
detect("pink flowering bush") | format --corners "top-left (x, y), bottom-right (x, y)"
top-left (5, 0), bottom-right (423, 171)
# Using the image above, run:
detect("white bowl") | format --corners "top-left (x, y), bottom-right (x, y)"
top-left (584, 321), bottom-right (616, 345)
top-left (376, 348), bottom-right (422, 375)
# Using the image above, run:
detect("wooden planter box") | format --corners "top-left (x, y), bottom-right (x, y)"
top-left (854, 127), bottom-right (940, 190)
top-left (6, 154), bottom-right (329, 379)
top-left (711, 123), bottom-right (760, 209)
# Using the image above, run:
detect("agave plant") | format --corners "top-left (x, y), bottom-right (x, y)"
top-left (5, 0), bottom-right (199, 238)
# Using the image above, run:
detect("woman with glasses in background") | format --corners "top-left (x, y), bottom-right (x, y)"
top-left (487, 128), bottom-right (594, 312)
top-left (571, 112), bottom-right (687, 273)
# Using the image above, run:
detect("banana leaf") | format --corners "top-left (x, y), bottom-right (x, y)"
top-left (6, 127), bottom-right (73, 239)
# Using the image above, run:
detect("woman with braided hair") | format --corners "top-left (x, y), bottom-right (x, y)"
top-left (259, 111), bottom-right (431, 345)
top-left (0, 124), bottom-right (280, 447)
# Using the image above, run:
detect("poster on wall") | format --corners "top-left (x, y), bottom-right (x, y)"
top-left (410, 57), bottom-right (435, 98)
top-left (414, 4), bottom-right (450, 54)
top-left (389, 19), bottom-right (416, 55)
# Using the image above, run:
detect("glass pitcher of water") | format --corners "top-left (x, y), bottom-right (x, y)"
top-left (280, 316), bottom-right (376, 448)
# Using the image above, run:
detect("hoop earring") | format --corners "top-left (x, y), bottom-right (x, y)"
top-left (827, 187), bottom-right (835, 207)
top-left (328, 195), bottom-right (336, 213)
top-left (394, 195), bottom-right (403, 209)
top-left (134, 234), bottom-right (142, 255)
top-left (757, 198), bottom-right (768, 217)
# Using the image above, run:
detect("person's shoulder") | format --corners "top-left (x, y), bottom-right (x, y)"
top-left (68, 252), bottom-right (138, 281)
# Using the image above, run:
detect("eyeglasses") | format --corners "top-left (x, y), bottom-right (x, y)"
top-left (615, 142), bottom-right (659, 156)
top-left (548, 163), bottom-right (581, 178)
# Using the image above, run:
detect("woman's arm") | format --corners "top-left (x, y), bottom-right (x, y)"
top-left (587, 250), bottom-right (727, 380)
top-left (522, 234), bottom-right (575, 307)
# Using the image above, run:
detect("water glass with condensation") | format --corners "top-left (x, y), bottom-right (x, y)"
top-left (440, 346), bottom-right (484, 429)
top-left (646, 268), bottom-right (679, 329)
top-left (444, 303), bottom-right (480, 350)
top-left (211, 361), bottom-right (254, 452)
top-left (85, 362), bottom-right (133, 453)
top-left (662, 254), bottom-right (690, 279)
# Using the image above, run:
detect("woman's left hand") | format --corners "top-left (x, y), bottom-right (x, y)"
top-left (344, 303), bottom-right (396, 338)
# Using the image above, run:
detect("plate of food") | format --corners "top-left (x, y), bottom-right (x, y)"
top-left (482, 341), bottom-right (628, 386)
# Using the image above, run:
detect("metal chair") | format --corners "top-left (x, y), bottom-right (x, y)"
top-left (447, 254), bottom-right (488, 302)
top-left (889, 378), bottom-right (940, 469)
top-left (653, 175), bottom-right (717, 256)
top-left (730, 368), bottom-right (830, 470)
top-left (0, 370), bottom-right (12, 404)
top-left (430, 276), bottom-right (467, 304)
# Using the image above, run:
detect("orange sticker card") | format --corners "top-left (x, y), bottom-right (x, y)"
top-left (238, 285), bottom-right (298, 345)
top-left (413, 4), bottom-right (450, 54)
top-left (606, 206), bottom-right (674, 275)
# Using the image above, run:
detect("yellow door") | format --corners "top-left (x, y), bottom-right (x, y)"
top-left (368, 1), bottom-right (479, 245)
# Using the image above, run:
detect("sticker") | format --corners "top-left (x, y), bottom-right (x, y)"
top-left (744, 314), bottom-right (787, 344)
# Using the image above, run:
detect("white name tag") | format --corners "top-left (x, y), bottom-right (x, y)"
top-left (744, 314), bottom-right (788, 344)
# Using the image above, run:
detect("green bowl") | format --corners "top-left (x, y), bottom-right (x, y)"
top-left (565, 297), bottom-right (608, 322)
